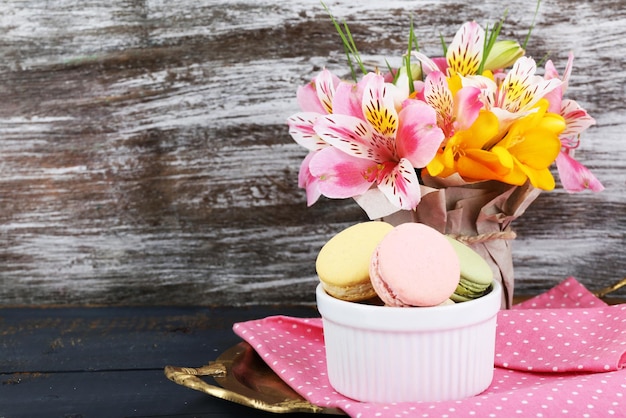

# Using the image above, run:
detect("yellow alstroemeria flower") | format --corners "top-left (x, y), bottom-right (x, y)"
top-left (428, 99), bottom-right (566, 190)
top-left (491, 100), bottom-right (566, 190)
top-left (426, 110), bottom-right (501, 179)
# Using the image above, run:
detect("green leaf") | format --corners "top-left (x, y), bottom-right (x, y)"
top-left (321, 1), bottom-right (367, 81)
top-left (523, 0), bottom-right (542, 50)
top-left (477, 9), bottom-right (508, 74)
top-left (439, 32), bottom-right (447, 56)
top-left (406, 17), bottom-right (416, 93)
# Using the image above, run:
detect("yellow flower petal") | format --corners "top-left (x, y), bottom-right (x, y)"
top-left (537, 112), bottom-right (567, 135)
top-left (465, 111), bottom-right (500, 149)
top-left (447, 74), bottom-right (463, 97)
top-left (457, 152), bottom-right (520, 183)
top-left (456, 155), bottom-right (500, 182)
top-left (508, 129), bottom-right (561, 169)
top-left (426, 155), bottom-right (445, 177)
top-left (464, 148), bottom-right (512, 175)
top-left (498, 166), bottom-right (530, 186)
top-left (515, 164), bottom-right (556, 191)
top-left (490, 145), bottom-right (515, 171)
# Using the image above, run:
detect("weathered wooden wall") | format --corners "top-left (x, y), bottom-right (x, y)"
top-left (0, 0), bottom-right (624, 306)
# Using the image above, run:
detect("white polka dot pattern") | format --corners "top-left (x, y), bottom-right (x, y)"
top-left (232, 278), bottom-right (626, 417)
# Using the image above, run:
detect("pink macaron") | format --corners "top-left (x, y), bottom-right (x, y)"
top-left (370, 223), bottom-right (460, 307)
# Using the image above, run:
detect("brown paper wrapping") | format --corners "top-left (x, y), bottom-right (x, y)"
top-left (381, 174), bottom-right (541, 309)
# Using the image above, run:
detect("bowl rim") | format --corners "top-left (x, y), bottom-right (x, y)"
top-left (316, 280), bottom-right (502, 332)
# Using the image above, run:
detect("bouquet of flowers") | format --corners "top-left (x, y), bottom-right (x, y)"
top-left (287, 6), bottom-right (603, 307)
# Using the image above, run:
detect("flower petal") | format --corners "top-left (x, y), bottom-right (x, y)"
top-left (446, 21), bottom-right (484, 76)
top-left (296, 69), bottom-right (340, 113)
top-left (315, 114), bottom-right (391, 161)
top-left (556, 151), bottom-right (604, 192)
top-left (507, 127), bottom-right (562, 170)
top-left (496, 57), bottom-right (562, 114)
top-left (424, 71), bottom-right (454, 131)
top-left (489, 145), bottom-right (515, 172)
top-left (315, 69), bottom-right (340, 113)
top-left (377, 158), bottom-right (422, 210)
top-left (287, 112), bottom-right (327, 151)
top-left (460, 148), bottom-right (515, 180)
top-left (332, 80), bottom-right (365, 118)
top-left (298, 151), bottom-right (322, 206)
top-left (464, 110), bottom-right (500, 149)
top-left (362, 74), bottom-right (399, 138)
top-left (453, 85), bottom-right (483, 130)
top-left (459, 74), bottom-right (499, 116)
top-left (426, 153), bottom-right (447, 177)
top-left (515, 163), bottom-right (556, 190)
top-left (561, 99), bottom-right (596, 139)
top-left (395, 101), bottom-right (444, 167)
top-left (308, 147), bottom-right (375, 198)
top-left (410, 51), bottom-right (442, 75)
top-left (296, 83), bottom-right (326, 114)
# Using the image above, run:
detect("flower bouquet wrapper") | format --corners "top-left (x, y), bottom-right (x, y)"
top-left (378, 174), bottom-right (542, 309)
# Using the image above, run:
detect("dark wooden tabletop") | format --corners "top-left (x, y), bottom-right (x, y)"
top-left (0, 305), bottom-right (323, 417)
top-left (0, 0), bottom-right (624, 307)
top-left (4, 296), bottom-right (626, 417)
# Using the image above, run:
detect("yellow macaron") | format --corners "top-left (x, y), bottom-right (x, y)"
top-left (316, 221), bottom-right (394, 301)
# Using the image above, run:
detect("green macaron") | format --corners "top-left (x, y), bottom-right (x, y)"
top-left (445, 236), bottom-right (494, 302)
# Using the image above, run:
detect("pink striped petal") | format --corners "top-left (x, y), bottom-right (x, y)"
top-left (298, 151), bottom-right (322, 206)
top-left (556, 151), bottom-right (604, 192)
top-left (296, 69), bottom-right (341, 113)
top-left (315, 69), bottom-right (340, 114)
top-left (496, 57), bottom-right (562, 113)
top-left (454, 86), bottom-right (483, 130)
top-left (431, 57), bottom-right (449, 73)
top-left (308, 147), bottom-right (375, 199)
top-left (296, 83), bottom-right (326, 113)
top-left (544, 59), bottom-right (559, 80)
top-left (287, 112), bottom-right (327, 151)
top-left (544, 54), bottom-right (574, 113)
top-left (561, 99), bottom-right (596, 138)
top-left (361, 73), bottom-right (399, 139)
top-left (410, 51), bottom-right (442, 75)
top-left (395, 101), bottom-right (444, 167)
top-left (332, 80), bottom-right (365, 118)
top-left (424, 71), bottom-right (454, 128)
top-left (446, 21), bottom-right (484, 76)
top-left (377, 158), bottom-right (422, 210)
top-left (314, 114), bottom-right (391, 162)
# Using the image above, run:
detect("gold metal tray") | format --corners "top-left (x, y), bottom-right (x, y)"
top-left (164, 341), bottom-right (345, 415)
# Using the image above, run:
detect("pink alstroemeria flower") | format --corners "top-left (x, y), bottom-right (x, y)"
top-left (544, 54), bottom-right (603, 192)
top-left (310, 73), bottom-right (444, 210)
top-left (461, 57), bottom-right (562, 130)
top-left (288, 69), bottom-right (341, 151)
top-left (287, 69), bottom-right (342, 205)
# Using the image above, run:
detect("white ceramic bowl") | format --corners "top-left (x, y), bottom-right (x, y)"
top-left (316, 280), bottom-right (502, 403)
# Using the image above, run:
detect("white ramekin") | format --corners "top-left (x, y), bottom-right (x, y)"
top-left (316, 280), bottom-right (501, 403)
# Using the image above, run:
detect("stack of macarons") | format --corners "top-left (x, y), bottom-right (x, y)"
top-left (315, 221), bottom-right (494, 307)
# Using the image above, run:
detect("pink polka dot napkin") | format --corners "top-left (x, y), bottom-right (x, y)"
top-left (497, 277), bottom-right (626, 373)
top-left (233, 277), bottom-right (626, 417)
